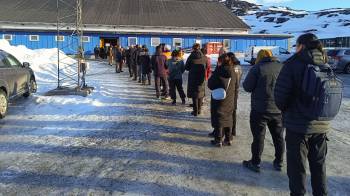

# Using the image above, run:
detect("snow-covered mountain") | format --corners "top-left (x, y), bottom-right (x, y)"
top-left (220, 0), bottom-right (350, 39)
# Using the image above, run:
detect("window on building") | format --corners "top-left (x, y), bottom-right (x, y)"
top-left (128, 37), bottom-right (138, 46)
top-left (195, 39), bottom-right (202, 45)
top-left (173, 38), bottom-right (182, 48)
top-left (55, 35), bottom-right (65, 42)
top-left (151, 37), bottom-right (160, 47)
top-left (29, 35), bottom-right (39, 41)
top-left (82, 36), bottom-right (90, 42)
top-left (3, 34), bottom-right (12, 41)
top-left (223, 39), bottom-right (230, 49)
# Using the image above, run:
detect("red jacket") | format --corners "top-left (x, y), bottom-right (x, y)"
top-left (205, 56), bottom-right (212, 80)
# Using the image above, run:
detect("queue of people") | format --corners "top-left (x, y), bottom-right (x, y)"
top-left (104, 33), bottom-right (341, 196)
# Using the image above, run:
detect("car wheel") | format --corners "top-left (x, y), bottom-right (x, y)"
top-left (0, 89), bottom-right (8, 119)
top-left (23, 78), bottom-right (37, 97)
top-left (344, 64), bottom-right (350, 74)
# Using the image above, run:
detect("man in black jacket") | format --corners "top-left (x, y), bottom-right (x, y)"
top-left (242, 49), bottom-right (284, 173)
top-left (274, 33), bottom-right (329, 196)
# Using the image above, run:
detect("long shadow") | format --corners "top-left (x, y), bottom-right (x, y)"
top-left (0, 121), bottom-right (211, 147)
top-left (0, 142), bottom-right (289, 191)
top-left (3, 104), bottom-right (210, 123)
top-left (0, 169), bottom-right (214, 195)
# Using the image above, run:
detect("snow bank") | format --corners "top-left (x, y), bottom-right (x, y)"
top-left (0, 39), bottom-right (77, 92)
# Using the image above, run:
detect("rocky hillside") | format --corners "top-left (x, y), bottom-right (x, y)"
top-left (220, 0), bottom-right (350, 38)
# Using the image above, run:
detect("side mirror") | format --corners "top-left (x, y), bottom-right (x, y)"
top-left (23, 62), bottom-right (30, 67)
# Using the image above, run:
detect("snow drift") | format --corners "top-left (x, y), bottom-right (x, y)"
top-left (0, 39), bottom-right (77, 92)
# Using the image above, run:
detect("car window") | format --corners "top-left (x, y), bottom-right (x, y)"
top-left (279, 47), bottom-right (290, 54)
top-left (4, 54), bottom-right (22, 68)
top-left (0, 54), bottom-right (9, 68)
top-left (345, 50), bottom-right (350, 55)
top-left (327, 50), bottom-right (340, 56)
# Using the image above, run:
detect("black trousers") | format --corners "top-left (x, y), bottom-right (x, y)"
top-left (192, 97), bottom-right (203, 115)
top-left (250, 111), bottom-right (285, 165)
top-left (232, 110), bottom-right (237, 137)
top-left (168, 79), bottom-right (186, 101)
top-left (155, 76), bottom-right (168, 97)
top-left (126, 61), bottom-right (132, 76)
top-left (132, 64), bottom-right (138, 79)
top-left (286, 131), bottom-right (328, 196)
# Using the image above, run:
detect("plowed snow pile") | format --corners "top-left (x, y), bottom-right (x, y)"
top-left (0, 39), bottom-right (77, 92)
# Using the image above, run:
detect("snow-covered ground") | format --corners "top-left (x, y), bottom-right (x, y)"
top-left (0, 43), bottom-right (349, 195)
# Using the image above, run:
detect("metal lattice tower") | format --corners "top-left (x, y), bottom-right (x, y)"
top-left (56, 0), bottom-right (86, 89)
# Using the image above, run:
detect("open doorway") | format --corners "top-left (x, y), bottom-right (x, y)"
top-left (99, 37), bottom-right (119, 59)
top-left (100, 37), bottom-right (119, 48)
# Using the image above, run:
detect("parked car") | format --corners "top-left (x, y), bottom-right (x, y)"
top-left (244, 46), bottom-right (293, 65)
top-left (326, 48), bottom-right (350, 74)
top-left (0, 50), bottom-right (37, 119)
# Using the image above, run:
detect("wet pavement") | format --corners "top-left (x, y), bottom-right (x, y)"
top-left (0, 61), bottom-right (349, 196)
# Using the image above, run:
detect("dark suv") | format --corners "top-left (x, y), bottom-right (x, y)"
top-left (0, 50), bottom-right (37, 119)
top-left (327, 48), bottom-right (350, 74)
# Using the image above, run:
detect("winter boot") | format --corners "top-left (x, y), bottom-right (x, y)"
top-left (243, 160), bottom-right (261, 173)
top-left (210, 140), bottom-right (222, 148)
top-left (273, 160), bottom-right (283, 171)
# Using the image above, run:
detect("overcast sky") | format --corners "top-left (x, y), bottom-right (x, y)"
top-left (244, 0), bottom-right (350, 11)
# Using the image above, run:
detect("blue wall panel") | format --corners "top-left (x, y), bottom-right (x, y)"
top-left (1, 31), bottom-right (290, 56)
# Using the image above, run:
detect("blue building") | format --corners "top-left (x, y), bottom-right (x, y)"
top-left (0, 0), bottom-right (292, 55)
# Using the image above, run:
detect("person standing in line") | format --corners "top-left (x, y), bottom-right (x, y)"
top-left (130, 45), bottom-right (138, 81)
top-left (125, 46), bottom-right (132, 77)
top-left (201, 48), bottom-right (212, 82)
top-left (167, 50), bottom-right (186, 105)
top-left (208, 53), bottom-right (240, 147)
top-left (139, 47), bottom-right (152, 85)
top-left (185, 43), bottom-right (207, 116)
top-left (94, 45), bottom-right (100, 59)
top-left (151, 46), bottom-right (169, 99)
top-left (115, 46), bottom-right (123, 73)
top-left (231, 59), bottom-right (242, 138)
top-left (275, 33), bottom-right (335, 196)
top-left (136, 45), bottom-right (143, 83)
top-left (100, 47), bottom-right (105, 59)
top-left (242, 49), bottom-right (285, 173)
top-left (108, 45), bottom-right (114, 66)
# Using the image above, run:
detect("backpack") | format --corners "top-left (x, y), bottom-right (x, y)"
top-left (297, 64), bottom-right (343, 121)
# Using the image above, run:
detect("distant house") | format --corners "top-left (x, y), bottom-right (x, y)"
top-left (0, 0), bottom-right (292, 55)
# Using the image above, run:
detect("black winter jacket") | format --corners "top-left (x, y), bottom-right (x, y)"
top-left (208, 64), bottom-right (239, 128)
top-left (129, 48), bottom-right (137, 66)
top-left (139, 52), bottom-right (152, 74)
top-left (274, 49), bottom-right (330, 134)
top-left (243, 57), bottom-right (283, 114)
top-left (185, 50), bottom-right (207, 98)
